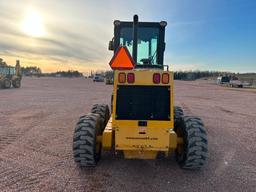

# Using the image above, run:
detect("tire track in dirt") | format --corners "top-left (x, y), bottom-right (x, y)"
top-left (22, 123), bottom-right (73, 161)
top-left (63, 169), bottom-right (109, 192)
top-left (0, 158), bottom-right (67, 191)
top-left (0, 109), bottom-right (49, 153)
top-left (0, 160), bottom-right (50, 191)
top-left (0, 133), bottom-right (20, 151)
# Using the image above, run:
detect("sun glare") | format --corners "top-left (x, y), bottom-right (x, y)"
top-left (21, 9), bottom-right (45, 37)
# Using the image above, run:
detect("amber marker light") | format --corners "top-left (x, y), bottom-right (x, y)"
top-left (118, 72), bottom-right (126, 83)
top-left (162, 73), bottom-right (169, 84)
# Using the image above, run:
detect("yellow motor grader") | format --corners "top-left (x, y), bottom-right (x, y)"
top-left (73, 15), bottom-right (208, 169)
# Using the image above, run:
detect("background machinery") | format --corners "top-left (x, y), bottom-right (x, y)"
top-left (217, 75), bottom-right (244, 88)
top-left (105, 71), bottom-right (114, 85)
top-left (93, 73), bottom-right (104, 82)
top-left (0, 59), bottom-right (22, 89)
top-left (73, 15), bottom-right (208, 169)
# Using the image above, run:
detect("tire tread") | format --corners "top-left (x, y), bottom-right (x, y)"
top-left (176, 116), bottom-right (208, 169)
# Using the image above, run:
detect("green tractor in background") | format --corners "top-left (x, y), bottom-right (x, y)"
top-left (0, 59), bottom-right (22, 89)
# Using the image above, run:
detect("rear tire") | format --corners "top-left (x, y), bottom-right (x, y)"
top-left (91, 104), bottom-right (110, 128)
top-left (73, 113), bottom-right (102, 167)
top-left (175, 116), bottom-right (208, 169)
top-left (12, 79), bottom-right (21, 88)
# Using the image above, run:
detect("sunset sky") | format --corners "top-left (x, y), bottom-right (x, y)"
top-left (0, 0), bottom-right (255, 73)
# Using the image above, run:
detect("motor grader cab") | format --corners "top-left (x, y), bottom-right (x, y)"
top-left (73, 15), bottom-right (208, 169)
top-left (0, 60), bottom-right (22, 89)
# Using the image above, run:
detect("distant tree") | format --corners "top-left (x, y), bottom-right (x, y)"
top-left (0, 58), bottom-right (8, 67)
top-left (49, 70), bottom-right (83, 78)
top-left (21, 66), bottom-right (42, 76)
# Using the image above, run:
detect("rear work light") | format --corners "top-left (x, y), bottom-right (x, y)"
top-left (127, 73), bottom-right (135, 83)
top-left (162, 73), bottom-right (169, 84)
top-left (118, 72), bottom-right (126, 83)
top-left (153, 73), bottom-right (161, 84)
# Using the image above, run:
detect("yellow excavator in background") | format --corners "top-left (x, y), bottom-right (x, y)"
top-left (0, 59), bottom-right (22, 89)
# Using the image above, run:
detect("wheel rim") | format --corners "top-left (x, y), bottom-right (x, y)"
top-left (175, 122), bottom-right (188, 163)
top-left (5, 80), bottom-right (11, 88)
top-left (176, 127), bottom-right (184, 155)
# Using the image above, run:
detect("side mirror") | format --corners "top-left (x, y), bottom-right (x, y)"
top-left (108, 40), bottom-right (114, 51)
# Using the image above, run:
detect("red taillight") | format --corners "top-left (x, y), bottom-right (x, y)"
top-left (153, 73), bottom-right (161, 84)
top-left (162, 73), bottom-right (169, 84)
top-left (127, 73), bottom-right (135, 83)
top-left (118, 72), bottom-right (126, 83)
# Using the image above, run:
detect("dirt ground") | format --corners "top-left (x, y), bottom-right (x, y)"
top-left (0, 77), bottom-right (255, 192)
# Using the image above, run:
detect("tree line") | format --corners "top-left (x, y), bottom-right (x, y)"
top-left (43, 70), bottom-right (83, 78)
top-left (174, 71), bottom-right (229, 80)
top-left (21, 66), bottom-right (42, 76)
top-left (20, 66), bottom-right (83, 78)
top-left (3, 58), bottom-right (252, 81)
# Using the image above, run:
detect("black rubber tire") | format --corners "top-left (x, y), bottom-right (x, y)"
top-left (73, 113), bottom-right (102, 167)
top-left (174, 106), bottom-right (184, 124)
top-left (12, 79), bottom-right (21, 88)
top-left (175, 116), bottom-right (208, 169)
top-left (3, 79), bottom-right (11, 89)
top-left (91, 104), bottom-right (110, 128)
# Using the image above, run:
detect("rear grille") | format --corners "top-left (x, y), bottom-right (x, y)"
top-left (116, 85), bottom-right (170, 120)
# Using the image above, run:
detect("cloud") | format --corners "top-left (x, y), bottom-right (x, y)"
top-left (1, 0), bottom-right (255, 73)
top-left (0, 2), bottom-right (114, 73)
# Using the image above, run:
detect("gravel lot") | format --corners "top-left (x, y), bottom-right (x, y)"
top-left (0, 77), bottom-right (255, 192)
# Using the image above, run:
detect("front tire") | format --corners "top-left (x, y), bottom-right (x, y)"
top-left (174, 106), bottom-right (184, 124)
top-left (175, 116), bottom-right (208, 169)
top-left (73, 113), bottom-right (102, 167)
top-left (3, 79), bottom-right (11, 88)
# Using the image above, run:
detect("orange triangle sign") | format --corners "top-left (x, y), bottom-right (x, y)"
top-left (109, 46), bottom-right (136, 70)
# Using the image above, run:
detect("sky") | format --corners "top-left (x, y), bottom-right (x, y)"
top-left (0, 0), bottom-right (255, 73)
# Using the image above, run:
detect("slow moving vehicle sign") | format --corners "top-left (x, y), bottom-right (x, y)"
top-left (109, 46), bottom-right (135, 70)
